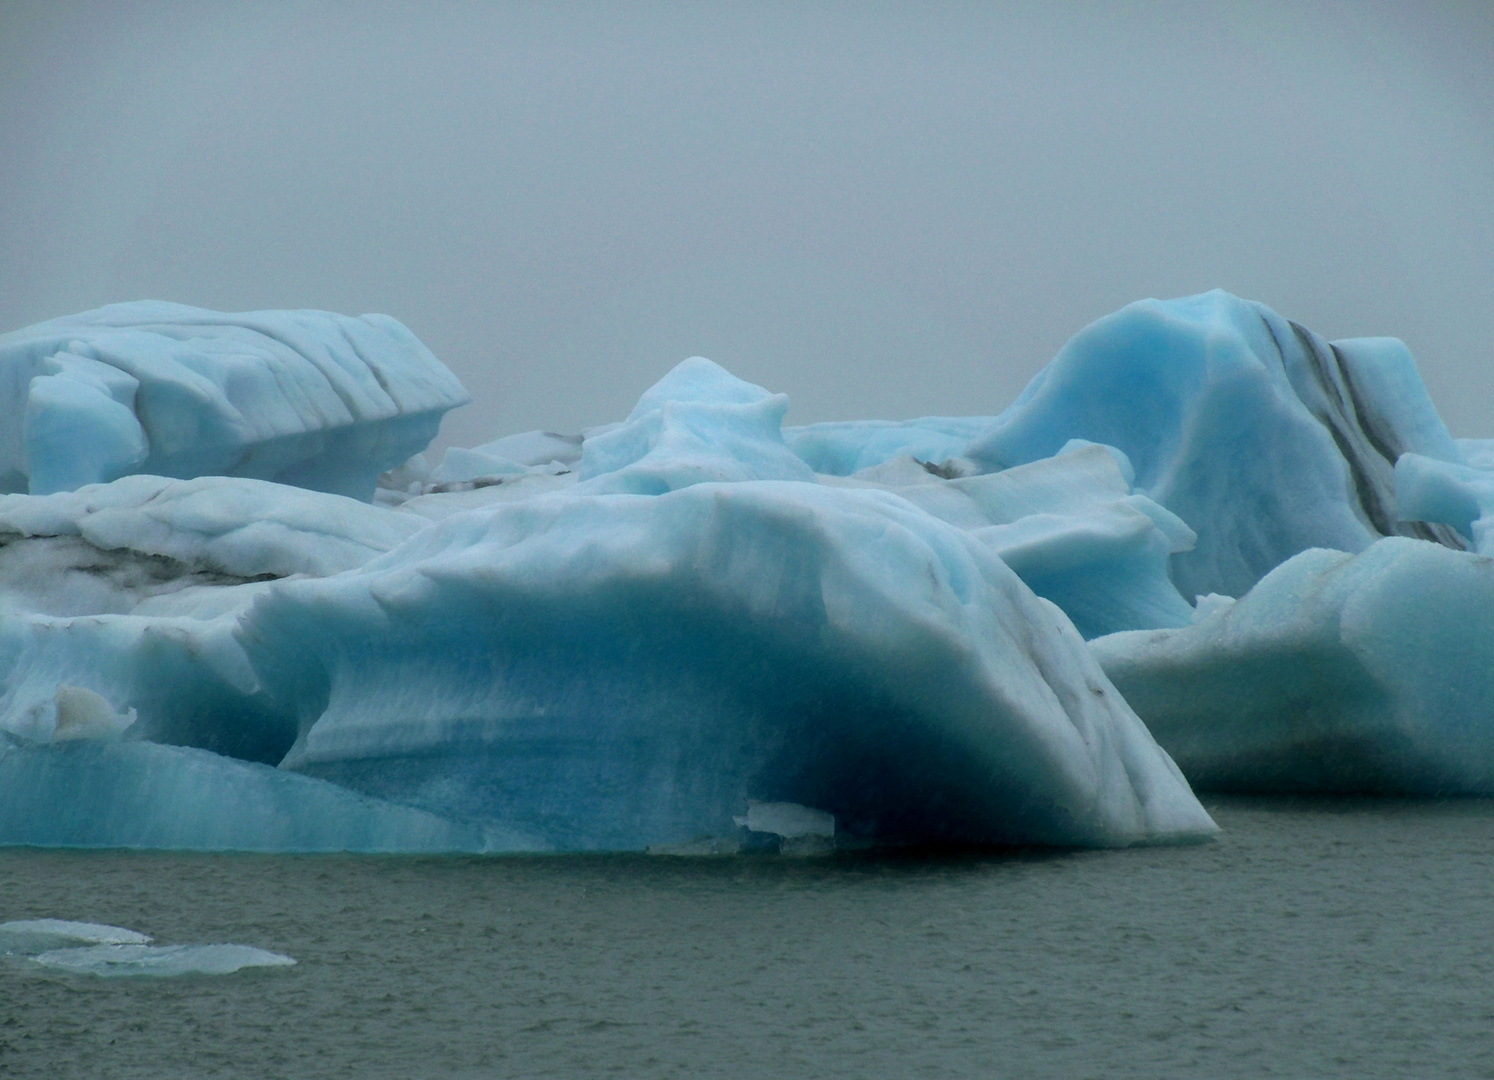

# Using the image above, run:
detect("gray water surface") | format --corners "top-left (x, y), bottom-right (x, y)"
top-left (3, 798), bottom-right (1493, 1079)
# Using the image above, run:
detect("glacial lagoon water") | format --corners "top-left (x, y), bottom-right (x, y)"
top-left (3, 798), bottom-right (1494, 1079)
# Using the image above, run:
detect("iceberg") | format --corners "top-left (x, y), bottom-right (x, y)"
top-left (0, 302), bottom-right (468, 500)
top-left (245, 477), bottom-right (1210, 849)
top-left (9, 286), bottom-right (1492, 850)
top-left (968, 290), bottom-right (1466, 599)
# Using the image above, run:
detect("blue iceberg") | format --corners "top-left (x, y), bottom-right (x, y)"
top-left (3, 290), bottom-right (1490, 852)
top-left (968, 290), bottom-right (1467, 599)
top-left (0, 302), bottom-right (468, 499)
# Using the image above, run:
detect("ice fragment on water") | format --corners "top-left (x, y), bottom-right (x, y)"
top-left (734, 802), bottom-right (836, 839)
top-left (30, 942), bottom-right (295, 977)
top-left (0, 919), bottom-right (150, 955)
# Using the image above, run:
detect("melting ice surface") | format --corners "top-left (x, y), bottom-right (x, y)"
top-left (0, 919), bottom-right (294, 977)
top-left (2, 289), bottom-right (1491, 853)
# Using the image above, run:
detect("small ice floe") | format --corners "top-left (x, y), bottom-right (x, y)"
top-left (31, 943), bottom-right (295, 977)
top-left (0, 918), bottom-right (294, 976)
top-left (0, 919), bottom-right (150, 955)
top-left (50, 685), bottom-right (136, 742)
top-left (645, 836), bottom-right (743, 857)
top-left (734, 801), bottom-right (836, 855)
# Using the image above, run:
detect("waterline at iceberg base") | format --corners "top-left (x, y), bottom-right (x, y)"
top-left (1, 289), bottom-right (1488, 853)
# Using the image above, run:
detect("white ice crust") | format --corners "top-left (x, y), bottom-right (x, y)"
top-left (4, 288), bottom-right (1489, 851)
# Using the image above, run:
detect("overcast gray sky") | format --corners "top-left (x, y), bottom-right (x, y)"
top-left (2, 1), bottom-right (1491, 451)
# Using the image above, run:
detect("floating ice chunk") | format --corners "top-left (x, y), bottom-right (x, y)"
top-left (784, 417), bottom-right (994, 476)
top-left (0, 740), bottom-right (513, 852)
top-left (1091, 538), bottom-right (1494, 794)
top-left (968, 290), bottom-right (1465, 599)
top-left (31, 943), bottom-right (295, 977)
top-left (0, 919), bottom-right (150, 955)
top-left (50, 684), bottom-right (136, 742)
top-left (576, 358), bottom-right (815, 493)
top-left (0, 302), bottom-right (468, 500)
top-left (428, 447), bottom-right (529, 485)
top-left (245, 479), bottom-right (1215, 850)
top-left (734, 802), bottom-right (835, 839)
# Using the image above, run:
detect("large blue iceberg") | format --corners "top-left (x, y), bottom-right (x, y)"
top-left (1, 291), bottom-right (1487, 852)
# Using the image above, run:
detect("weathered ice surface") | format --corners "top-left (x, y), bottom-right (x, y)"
top-left (0, 302), bottom-right (468, 500)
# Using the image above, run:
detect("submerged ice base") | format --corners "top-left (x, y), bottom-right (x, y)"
top-left (4, 287), bottom-right (1489, 852)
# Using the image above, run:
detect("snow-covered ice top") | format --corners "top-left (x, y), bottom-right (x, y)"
top-left (2, 288), bottom-right (1489, 853)
top-left (0, 302), bottom-right (468, 500)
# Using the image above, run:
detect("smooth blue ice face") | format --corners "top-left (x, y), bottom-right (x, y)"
top-left (0, 302), bottom-right (469, 500)
top-left (967, 290), bottom-right (1466, 599)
